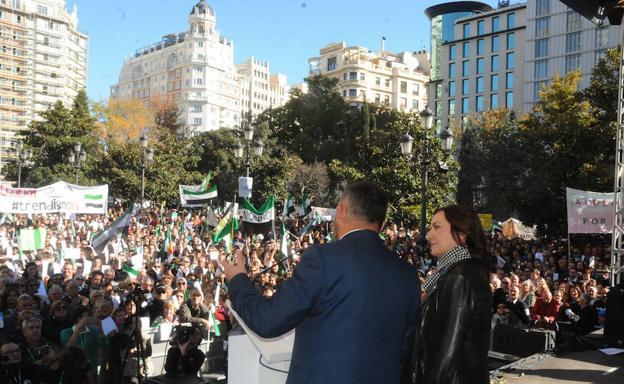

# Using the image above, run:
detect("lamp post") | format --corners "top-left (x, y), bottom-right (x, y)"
top-left (139, 134), bottom-right (155, 207)
top-left (400, 107), bottom-right (454, 255)
top-left (68, 142), bottom-right (86, 184)
top-left (235, 123), bottom-right (264, 178)
top-left (14, 141), bottom-right (32, 188)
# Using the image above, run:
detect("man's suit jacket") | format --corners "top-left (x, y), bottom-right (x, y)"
top-left (229, 230), bottom-right (421, 384)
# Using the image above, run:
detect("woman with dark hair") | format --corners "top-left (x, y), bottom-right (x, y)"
top-left (22, 261), bottom-right (40, 281)
top-left (57, 345), bottom-right (95, 384)
top-left (0, 286), bottom-right (19, 316)
top-left (44, 300), bottom-right (72, 345)
top-left (411, 205), bottom-right (492, 384)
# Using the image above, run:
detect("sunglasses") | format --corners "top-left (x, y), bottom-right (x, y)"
top-left (177, 281), bottom-right (187, 285)
top-left (55, 306), bottom-right (67, 311)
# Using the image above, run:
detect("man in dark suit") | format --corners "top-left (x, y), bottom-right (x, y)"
top-left (223, 182), bottom-right (421, 384)
top-left (505, 284), bottom-right (530, 324)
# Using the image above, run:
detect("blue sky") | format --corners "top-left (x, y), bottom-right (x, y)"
top-left (71, 0), bottom-right (500, 101)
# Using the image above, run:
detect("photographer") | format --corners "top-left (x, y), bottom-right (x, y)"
top-left (177, 286), bottom-right (211, 336)
top-left (19, 317), bottom-right (59, 368)
top-left (1, 341), bottom-right (61, 384)
top-left (164, 324), bottom-right (205, 376)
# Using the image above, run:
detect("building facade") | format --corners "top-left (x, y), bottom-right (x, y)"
top-left (524, 0), bottom-right (622, 112)
top-left (111, 1), bottom-right (288, 135)
top-left (427, 2), bottom-right (526, 132)
top-left (110, 0), bottom-right (239, 135)
top-left (236, 57), bottom-right (289, 119)
top-left (308, 42), bottom-right (429, 111)
top-left (0, 0), bottom-right (87, 161)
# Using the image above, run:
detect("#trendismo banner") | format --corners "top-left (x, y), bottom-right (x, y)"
top-left (0, 181), bottom-right (108, 214)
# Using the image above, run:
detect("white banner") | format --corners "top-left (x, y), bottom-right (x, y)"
top-left (307, 206), bottom-right (336, 222)
top-left (0, 181), bottom-right (108, 214)
top-left (566, 187), bottom-right (614, 234)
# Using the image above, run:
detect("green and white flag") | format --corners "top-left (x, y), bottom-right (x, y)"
top-left (19, 228), bottom-right (46, 251)
top-left (282, 194), bottom-right (296, 218)
top-left (240, 196), bottom-right (275, 235)
top-left (212, 203), bottom-right (238, 242)
top-left (300, 212), bottom-right (322, 236)
top-left (213, 217), bottom-right (238, 254)
top-left (92, 206), bottom-right (135, 254)
top-left (278, 223), bottom-right (290, 275)
top-left (179, 172), bottom-right (217, 207)
top-left (161, 227), bottom-right (173, 255)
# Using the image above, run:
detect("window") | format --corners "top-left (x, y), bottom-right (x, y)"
top-left (449, 63), bottom-right (456, 77)
top-left (463, 23), bottom-right (470, 38)
top-left (375, 77), bottom-right (381, 86)
top-left (348, 89), bottom-right (357, 97)
top-left (533, 81), bottom-right (548, 100)
top-left (505, 92), bottom-right (513, 107)
top-left (535, 60), bottom-right (548, 78)
top-left (491, 55), bottom-right (499, 71)
top-left (400, 81), bottom-right (407, 93)
top-left (491, 74), bottom-right (499, 91)
top-left (476, 58), bottom-right (484, 74)
top-left (385, 78), bottom-right (391, 87)
top-left (360, 72), bottom-right (365, 80)
top-left (462, 42), bottom-right (470, 57)
top-left (435, 102), bottom-right (442, 116)
top-left (507, 13), bottom-right (516, 29)
top-left (462, 97), bottom-right (469, 113)
top-left (384, 95), bottom-right (390, 105)
top-left (506, 33), bottom-right (515, 49)
top-left (491, 94), bottom-right (499, 108)
top-left (506, 52), bottom-right (514, 69)
top-left (491, 16), bottom-right (500, 33)
top-left (506, 72), bottom-right (514, 89)
top-left (491, 36), bottom-right (500, 52)
top-left (477, 20), bottom-right (485, 35)
top-left (193, 117), bottom-right (202, 126)
top-left (450, 44), bottom-right (457, 60)
top-left (595, 49), bottom-right (607, 64)
top-left (462, 79), bottom-right (469, 95)
top-left (477, 39), bottom-right (484, 55)
top-left (596, 27), bottom-right (609, 49)
top-left (37, 5), bottom-right (47, 15)
top-left (566, 11), bottom-right (582, 32)
top-left (476, 77), bottom-right (484, 93)
top-left (449, 99), bottom-right (456, 115)
top-left (400, 98), bottom-right (408, 109)
top-left (565, 54), bottom-right (581, 73)
top-left (566, 32), bottom-right (582, 53)
top-left (436, 83), bottom-right (442, 98)
top-left (536, 17), bottom-right (549, 37)
top-left (375, 94), bottom-right (381, 104)
top-left (536, 0), bottom-right (549, 17)
top-left (462, 60), bottom-right (469, 76)
top-left (449, 81), bottom-right (456, 97)
top-left (349, 72), bottom-right (357, 80)
top-left (476, 95), bottom-right (484, 112)
top-left (191, 104), bottom-right (202, 112)
top-left (535, 38), bottom-right (548, 58)
top-left (343, 73), bottom-right (347, 80)
top-left (327, 56), bottom-right (336, 71)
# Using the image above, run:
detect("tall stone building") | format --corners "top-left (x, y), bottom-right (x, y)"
top-left (0, 0), bottom-right (87, 162)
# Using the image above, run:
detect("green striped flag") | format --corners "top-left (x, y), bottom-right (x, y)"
top-left (19, 228), bottom-right (46, 251)
top-left (209, 310), bottom-right (221, 337)
top-left (123, 263), bottom-right (140, 278)
top-left (180, 172), bottom-right (217, 207)
top-left (278, 223), bottom-right (290, 275)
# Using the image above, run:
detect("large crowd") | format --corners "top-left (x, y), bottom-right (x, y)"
top-left (0, 206), bottom-right (611, 383)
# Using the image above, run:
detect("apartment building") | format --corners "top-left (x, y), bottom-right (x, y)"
top-left (308, 42), bottom-right (429, 111)
top-left (0, 0), bottom-right (87, 161)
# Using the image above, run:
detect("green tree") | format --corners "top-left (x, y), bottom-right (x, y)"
top-left (518, 71), bottom-right (601, 234)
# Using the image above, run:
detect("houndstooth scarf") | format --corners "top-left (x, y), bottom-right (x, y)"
top-left (422, 246), bottom-right (472, 294)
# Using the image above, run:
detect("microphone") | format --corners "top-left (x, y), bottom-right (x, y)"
top-left (252, 254), bottom-right (291, 284)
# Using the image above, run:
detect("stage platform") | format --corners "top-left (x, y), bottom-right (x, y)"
top-left (492, 330), bottom-right (624, 383)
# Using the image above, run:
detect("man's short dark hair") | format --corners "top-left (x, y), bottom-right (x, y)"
top-left (341, 182), bottom-right (388, 226)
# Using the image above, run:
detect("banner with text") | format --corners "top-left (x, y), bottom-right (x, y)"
top-left (0, 181), bottom-right (108, 214)
top-left (566, 187), bottom-right (614, 234)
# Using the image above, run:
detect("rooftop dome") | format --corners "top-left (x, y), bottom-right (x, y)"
top-left (190, 0), bottom-right (215, 16)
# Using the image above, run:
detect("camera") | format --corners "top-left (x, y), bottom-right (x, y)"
top-left (129, 285), bottom-right (152, 305)
top-left (171, 324), bottom-right (195, 346)
top-left (35, 346), bottom-right (50, 358)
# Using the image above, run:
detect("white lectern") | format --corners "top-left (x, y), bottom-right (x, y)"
top-left (227, 301), bottom-right (294, 384)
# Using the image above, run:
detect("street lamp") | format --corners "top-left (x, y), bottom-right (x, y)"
top-left (139, 134), bottom-right (155, 207)
top-left (400, 107), bottom-right (435, 256)
top-left (13, 141), bottom-right (32, 188)
top-left (235, 127), bottom-right (265, 178)
top-left (68, 142), bottom-right (87, 184)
